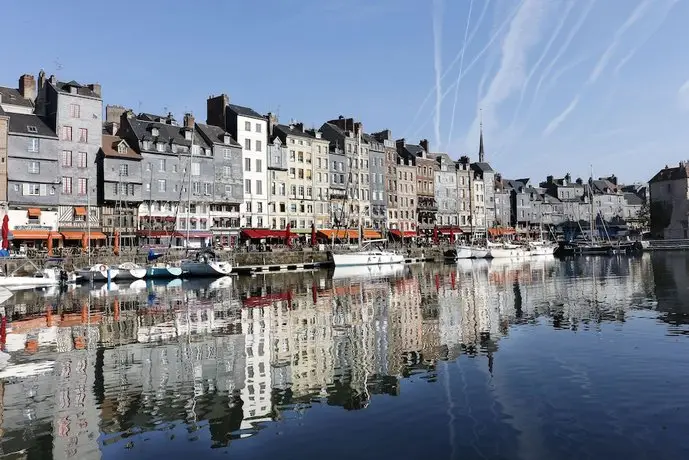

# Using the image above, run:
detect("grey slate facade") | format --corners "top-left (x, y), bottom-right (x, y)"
top-left (434, 153), bottom-right (458, 227)
top-left (6, 112), bottom-right (60, 207)
top-left (36, 72), bottom-right (103, 230)
top-left (320, 122), bottom-right (348, 226)
top-left (364, 133), bottom-right (386, 230)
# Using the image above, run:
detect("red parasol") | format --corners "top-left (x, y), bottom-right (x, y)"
top-left (449, 230), bottom-right (455, 244)
top-left (285, 223), bottom-right (292, 248)
top-left (1, 214), bottom-right (8, 250)
top-left (311, 222), bottom-right (317, 247)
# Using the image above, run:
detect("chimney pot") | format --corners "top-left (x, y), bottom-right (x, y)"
top-left (184, 113), bottom-right (195, 129)
top-left (87, 83), bottom-right (102, 98)
top-left (18, 74), bottom-right (36, 101)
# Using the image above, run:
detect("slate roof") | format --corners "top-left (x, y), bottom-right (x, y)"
top-left (54, 80), bottom-right (101, 98)
top-left (624, 192), bottom-right (643, 205)
top-left (591, 179), bottom-right (621, 194)
top-left (196, 123), bottom-right (240, 147)
top-left (471, 162), bottom-right (494, 173)
top-left (227, 103), bottom-right (264, 120)
top-left (6, 112), bottom-right (57, 138)
top-left (273, 123), bottom-right (318, 142)
top-left (0, 86), bottom-right (33, 108)
top-left (100, 134), bottom-right (142, 160)
top-left (649, 164), bottom-right (689, 183)
top-left (127, 115), bottom-right (211, 153)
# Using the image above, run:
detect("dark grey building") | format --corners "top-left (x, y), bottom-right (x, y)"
top-left (364, 133), bottom-right (386, 230)
top-left (196, 123), bottom-right (244, 244)
top-left (97, 134), bottom-right (142, 246)
top-left (320, 122), bottom-right (348, 226)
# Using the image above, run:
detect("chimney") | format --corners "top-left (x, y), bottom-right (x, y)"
top-left (608, 174), bottom-right (617, 185)
top-left (106, 105), bottom-right (127, 124)
top-left (18, 74), bottom-right (36, 101)
top-left (87, 83), bottom-right (102, 98)
top-left (295, 122), bottom-right (304, 132)
top-left (495, 173), bottom-right (502, 183)
top-left (395, 138), bottom-right (406, 151)
top-left (354, 122), bottom-right (362, 136)
top-left (48, 74), bottom-right (56, 85)
top-left (38, 70), bottom-right (46, 89)
top-left (576, 177), bottom-right (583, 185)
top-left (565, 173), bottom-right (571, 183)
top-left (183, 113), bottom-right (194, 129)
top-left (419, 139), bottom-right (429, 152)
top-left (266, 112), bottom-right (277, 136)
top-left (547, 175), bottom-right (554, 184)
top-left (206, 93), bottom-right (229, 128)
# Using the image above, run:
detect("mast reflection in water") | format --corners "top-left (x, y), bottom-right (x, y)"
top-left (0, 253), bottom-right (688, 459)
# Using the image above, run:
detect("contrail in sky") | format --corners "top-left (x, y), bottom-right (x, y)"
top-left (432, 0), bottom-right (444, 150)
top-left (447, 0), bottom-right (475, 147)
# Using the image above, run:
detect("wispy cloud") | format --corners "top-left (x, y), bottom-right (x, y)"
top-left (613, 0), bottom-right (679, 75)
top-left (432, 0), bottom-right (444, 150)
top-left (466, 0), bottom-right (552, 151)
top-left (679, 79), bottom-right (689, 111)
top-left (543, 96), bottom-right (580, 136)
top-left (588, 0), bottom-right (652, 84)
top-left (447, 0), bottom-right (475, 147)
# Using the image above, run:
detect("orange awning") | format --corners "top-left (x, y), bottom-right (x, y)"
top-left (61, 231), bottom-right (107, 240)
top-left (27, 208), bottom-right (41, 218)
top-left (11, 230), bottom-right (48, 240)
top-left (488, 227), bottom-right (517, 236)
top-left (73, 207), bottom-right (87, 216)
top-left (317, 229), bottom-right (383, 240)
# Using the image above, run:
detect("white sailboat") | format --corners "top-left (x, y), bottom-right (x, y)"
top-left (77, 183), bottom-right (117, 281)
top-left (181, 250), bottom-right (233, 276)
top-left (487, 241), bottom-right (528, 259)
top-left (0, 266), bottom-right (77, 288)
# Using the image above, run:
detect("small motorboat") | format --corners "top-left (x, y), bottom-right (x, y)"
top-left (115, 262), bottom-right (147, 280)
top-left (146, 263), bottom-right (183, 278)
top-left (0, 267), bottom-right (78, 289)
top-left (77, 264), bottom-right (119, 282)
top-left (181, 250), bottom-right (232, 277)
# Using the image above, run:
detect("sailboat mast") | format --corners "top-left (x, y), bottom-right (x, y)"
top-left (589, 164), bottom-right (595, 242)
top-left (357, 124), bottom-right (362, 249)
top-left (187, 126), bottom-right (194, 248)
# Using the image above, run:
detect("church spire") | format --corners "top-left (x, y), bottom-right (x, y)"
top-left (478, 109), bottom-right (485, 163)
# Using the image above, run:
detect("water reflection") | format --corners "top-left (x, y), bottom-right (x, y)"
top-left (0, 253), bottom-right (687, 459)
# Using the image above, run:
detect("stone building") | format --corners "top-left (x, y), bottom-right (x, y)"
top-left (398, 139), bottom-right (436, 235)
top-left (96, 134), bottom-right (142, 247)
top-left (266, 116), bottom-right (289, 230)
top-left (207, 94), bottom-right (268, 228)
top-left (373, 130), bottom-right (399, 230)
top-left (649, 162), bottom-right (689, 239)
top-left (118, 111), bottom-right (216, 248)
top-left (493, 174), bottom-right (512, 227)
top-left (321, 117), bottom-right (371, 228)
top-left (306, 128), bottom-right (331, 229)
top-left (456, 156), bottom-right (472, 230)
top-left (35, 71), bottom-right (104, 237)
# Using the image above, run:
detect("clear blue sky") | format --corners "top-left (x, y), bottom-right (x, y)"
top-left (2, 0), bottom-right (688, 183)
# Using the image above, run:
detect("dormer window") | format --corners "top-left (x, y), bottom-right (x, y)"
top-left (151, 127), bottom-right (159, 137)
top-left (143, 140), bottom-right (151, 150)
top-left (185, 130), bottom-right (192, 141)
top-left (223, 135), bottom-right (230, 145)
top-left (117, 143), bottom-right (127, 154)
top-left (27, 126), bottom-right (38, 134)
top-left (156, 142), bottom-right (165, 152)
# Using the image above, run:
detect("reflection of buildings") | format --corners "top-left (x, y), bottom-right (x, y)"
top-left (388, 277), bottom-right (422, 372)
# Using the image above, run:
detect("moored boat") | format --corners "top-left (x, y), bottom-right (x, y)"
top-left (146, 263), bottom-right (183, 278)
top-left (487, 242), bottom-right (528, 259)
top-left (330, 249), bottom-right (404, 267)
top-left (528, 240), bottom-right (557, 256)
top-left (0, 267), bottom-right (77, 289)
top-left (77, 264), bottom-right (119, 282)
top-left (115, 262), bottom-right (147, 280)
top-left (181, 251), bottom-right (232, 277)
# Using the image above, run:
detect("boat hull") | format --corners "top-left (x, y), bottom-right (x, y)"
top-left (489, 247), bottom-right (528, 259)
top-left (78, 268), bottom-right (119, 282)
top-left (146, 266), bottom-right (183, 278)
top-left (471, 248), bottom-right (490, 258)
top-left (529, 245), bottom-right (556, 256)
top-left (116, 268), bottom-right (147, 280)
top-left (331, 251), bottom-right (405, 267)
top-left (181, 261), bottom-right (233, 277)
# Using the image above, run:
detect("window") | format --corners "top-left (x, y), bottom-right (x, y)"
top-left (117, 142), bottom-right (127, 154)
top-left (290, 185), bottom-right (297, 196)
top-left (256, 180), bottom-right (262, 195)
top-left (193, 182), bottom-right (200, 194)
top-left (245, 158), bottom-right (251, 171)
top-left (28, 138), bottom-right (39, 152)
top-left (256, 140), bottom-right (262, 152)
top-left (307, 186), bottom-right (312, 197)
top-left (78, 128), bottom-right (88, 143)
top-left (255, 123), bottom-right (262, 133)
top-left (223, 166), bottom-right (232, 176)
top-left (245, 121), bottom-right (251, 131)
top-left (78, 178), bottom-right (87, 195)
top-left (119, 164), bottom-right (129, 176)
top-left (28, 161), bottom-right (40, 174)
top-left (298, 185), bottom-right (304, 197)
top-left (62, 177), bottom-right (72, 194)
top-left (256, 159), bottom-right (262, 172)
top-left (27, 125), bottom-right (38, 133)
top-left (224, 148), bottom-right (232, 159)
top-left (298, 152), bottom-right (304, 162)
top-left (245, 179), bottom-right (252, 194)
top-left (158, 179), bottom-right (166, 192)
top-left (156, 142), bottom-right (165, 152)
top-left (158, 159), bottom-right (166, 172)
top-left (61, 126), bottom-right (72, 141)
top-left (204, 183), bottom-right (211, 195)
top-left (290, 150), bottom-right (296, 161)
top-left (77, 151), bottom-right (87, 168)
top-left (173, 164), bottom-right (178, 173)
top-left (69, 103), bottom-right (80, 118)
top-left (289, 167), bottom-right (295, 178)
top-left (24, 184), bottom-right (42, 196)
top-left (191, 162), bottom-right (200, 176)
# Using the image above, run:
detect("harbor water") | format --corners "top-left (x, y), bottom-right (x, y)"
top-left (0, 253), bottom-right (688, 459)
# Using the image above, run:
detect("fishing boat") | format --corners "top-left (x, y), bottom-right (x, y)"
top-left (180, 250), bottom-right (233, 277)
top-left (487, 242), bottom-right (528, 259)
top-left (115, 262), bottom-right (147, 280)
top-left (77, 264), bottom-right (119, 282)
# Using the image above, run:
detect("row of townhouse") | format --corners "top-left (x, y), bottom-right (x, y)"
top-left (0, 69), bottom-right (647, 250)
